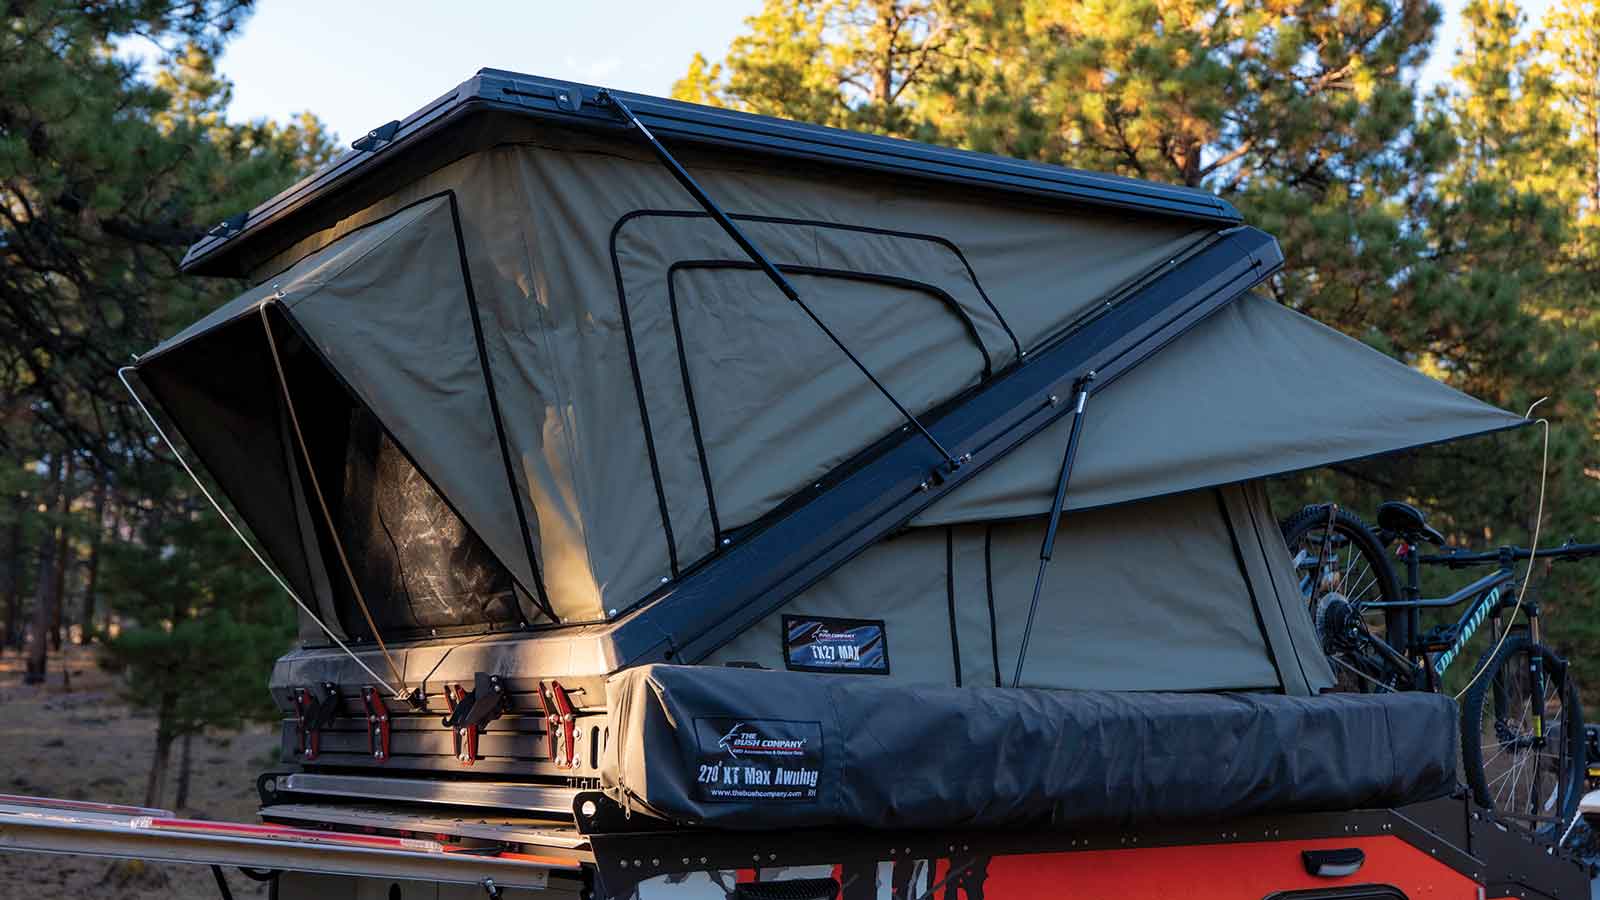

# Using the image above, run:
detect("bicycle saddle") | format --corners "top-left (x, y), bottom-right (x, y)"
top-left (1377, 500), bottom-right (1446, 546)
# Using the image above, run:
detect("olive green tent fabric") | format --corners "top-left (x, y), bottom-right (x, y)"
top-left (143, 132), bottom-right (1210, 624)
top-left (138, 196), bottom-right (551, 620)
top-left (913, 292), bottom-right (1527, 526)
top-left (706, 484), bottom-right (1318, 694)
top-left (137, 126), bottom-right (1523, 640)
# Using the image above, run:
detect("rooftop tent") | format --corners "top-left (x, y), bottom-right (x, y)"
top-left (136, 91), bottom-right (1222, 628)
top-left (135, 72), bottom-right (1524, 701)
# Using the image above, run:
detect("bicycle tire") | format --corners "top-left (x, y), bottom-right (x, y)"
top-left (1280, 505), bottom-right (1408, 691)
top-left (1460, 633), bottom-right (1586, 834)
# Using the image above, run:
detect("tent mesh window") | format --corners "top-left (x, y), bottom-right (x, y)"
top-left (279, 331), bottom-right (520, 639)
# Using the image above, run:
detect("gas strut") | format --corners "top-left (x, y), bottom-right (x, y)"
top-left (595, 89), bottom-right (959, 472)
top-left (1011, 371), bottom-right (1094, 687)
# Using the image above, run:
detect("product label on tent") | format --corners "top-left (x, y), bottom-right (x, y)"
top-left (693, 718), bottom-right (823, 803)
top-left (782, 616), bottom-right (889, 674)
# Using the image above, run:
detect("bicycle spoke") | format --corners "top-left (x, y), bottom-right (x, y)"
top-left (1346, 568), bottom-right (1378, 604)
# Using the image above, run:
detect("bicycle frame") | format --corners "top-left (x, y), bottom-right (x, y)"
top-left (1364, 563), bottom-right (1520, 689)
top-left (1295, 513), bottom-right (1600, 829)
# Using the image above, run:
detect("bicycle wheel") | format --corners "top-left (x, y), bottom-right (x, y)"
top-left (1460, 633), bottom-right (1586, 834)
top-left (1280, 505), bottom-right (1407, 692)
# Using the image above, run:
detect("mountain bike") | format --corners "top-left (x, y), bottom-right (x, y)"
top-left (1282, 500), bottom-right (1599, 836)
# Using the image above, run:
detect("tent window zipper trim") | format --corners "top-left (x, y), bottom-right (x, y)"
top-left (611, 208), bottom-right (1019, 353)
top-left (668, 259), bottom-right (993, 554)
top-left (608, 207), bottom-right (1012, 588)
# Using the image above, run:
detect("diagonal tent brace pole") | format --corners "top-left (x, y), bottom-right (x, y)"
top-left (595, 89), bottom-right (959, 472)
top-left (1012, 372), bottom-right (1094, 687)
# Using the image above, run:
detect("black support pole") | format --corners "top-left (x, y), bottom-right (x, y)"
top-left (596, 89), bottom-right (958, 470)
top-left (1011, 373), bottom-right (1094, 688)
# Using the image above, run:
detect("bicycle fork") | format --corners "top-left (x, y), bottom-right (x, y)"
top-left (1529, 614), bottom-right (1546, 744)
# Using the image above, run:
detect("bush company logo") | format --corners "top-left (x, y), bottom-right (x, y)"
top-left (813, 626), bottom-right (856, 643)
top-left (716, 722), bottom-right (809, 759)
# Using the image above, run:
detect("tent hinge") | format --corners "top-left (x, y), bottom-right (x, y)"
top-left (352, 119), bottom-right (401, 152)
top-left (205, 211), bottom-right (247, 239)
top-left (442, 672), bottom-right (509, 766)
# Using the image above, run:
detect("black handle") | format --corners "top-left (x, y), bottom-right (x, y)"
top-left (1302, 847), bottom-right (1366, 878)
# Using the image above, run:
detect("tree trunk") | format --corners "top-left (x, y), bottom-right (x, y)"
top-left (25, 453), bottom-right (65, 684)
top-left (78, 470), bottom-right (108, 644)
top-left (146, 541), bottom-right (190, 810)
top-left (144, 692), bottom-right (177, 809)
top-left (874, 0), bottom-right (896, 106)
top-left (2, 491), bottom-right (24, 651)
top-left (48, 455), bottom-right (74, 651)
top-left (174, 733), bottom-right (195, 811)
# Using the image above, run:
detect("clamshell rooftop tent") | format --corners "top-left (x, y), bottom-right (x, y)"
top-left (127, 71), bottom-right (1525, 822)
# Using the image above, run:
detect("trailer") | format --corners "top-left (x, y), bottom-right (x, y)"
top-left (5, 69), bottom-right (1591, 899)
top-left (1, 783), bottom-right (1589, 899)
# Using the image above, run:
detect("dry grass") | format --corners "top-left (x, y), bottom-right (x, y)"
top-left (0, 643), bottom-right (278, 899)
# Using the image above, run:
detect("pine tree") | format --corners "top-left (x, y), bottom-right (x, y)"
top-left (673, 0), bottom-right (957, 135)
top-left (2, 1), bottom-right (333, 788)
top-left (98, 488), bottom-right (294, 808)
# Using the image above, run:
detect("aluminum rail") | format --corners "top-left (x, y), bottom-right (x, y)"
top-left (275, 772), bottom-right (580, 816)
top-left (0, 798), bottom-right (574, 890)
top-left (180, 72), bottom-right (1240, 274)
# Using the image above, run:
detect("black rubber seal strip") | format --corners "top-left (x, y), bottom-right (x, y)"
top-left (985, 526), bottom-right (1001, 687)
top-left (946, 526), bottom-right (962, 686)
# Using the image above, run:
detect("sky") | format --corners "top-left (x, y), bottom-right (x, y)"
top-left (182, 0), bottom-right (1551, 145)
top-left (208, 0), bottom-right (763, 142)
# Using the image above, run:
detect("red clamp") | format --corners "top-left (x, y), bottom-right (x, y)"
top-left (537, 680), bottom-right (578, 769)
top-left (361, 686), bottom-right (391, 763)
top-left (291, 683), bottom-right (340, 761)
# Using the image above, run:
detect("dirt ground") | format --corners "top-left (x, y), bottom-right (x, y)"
top-left (0, 643), bottom-right (279, 900)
